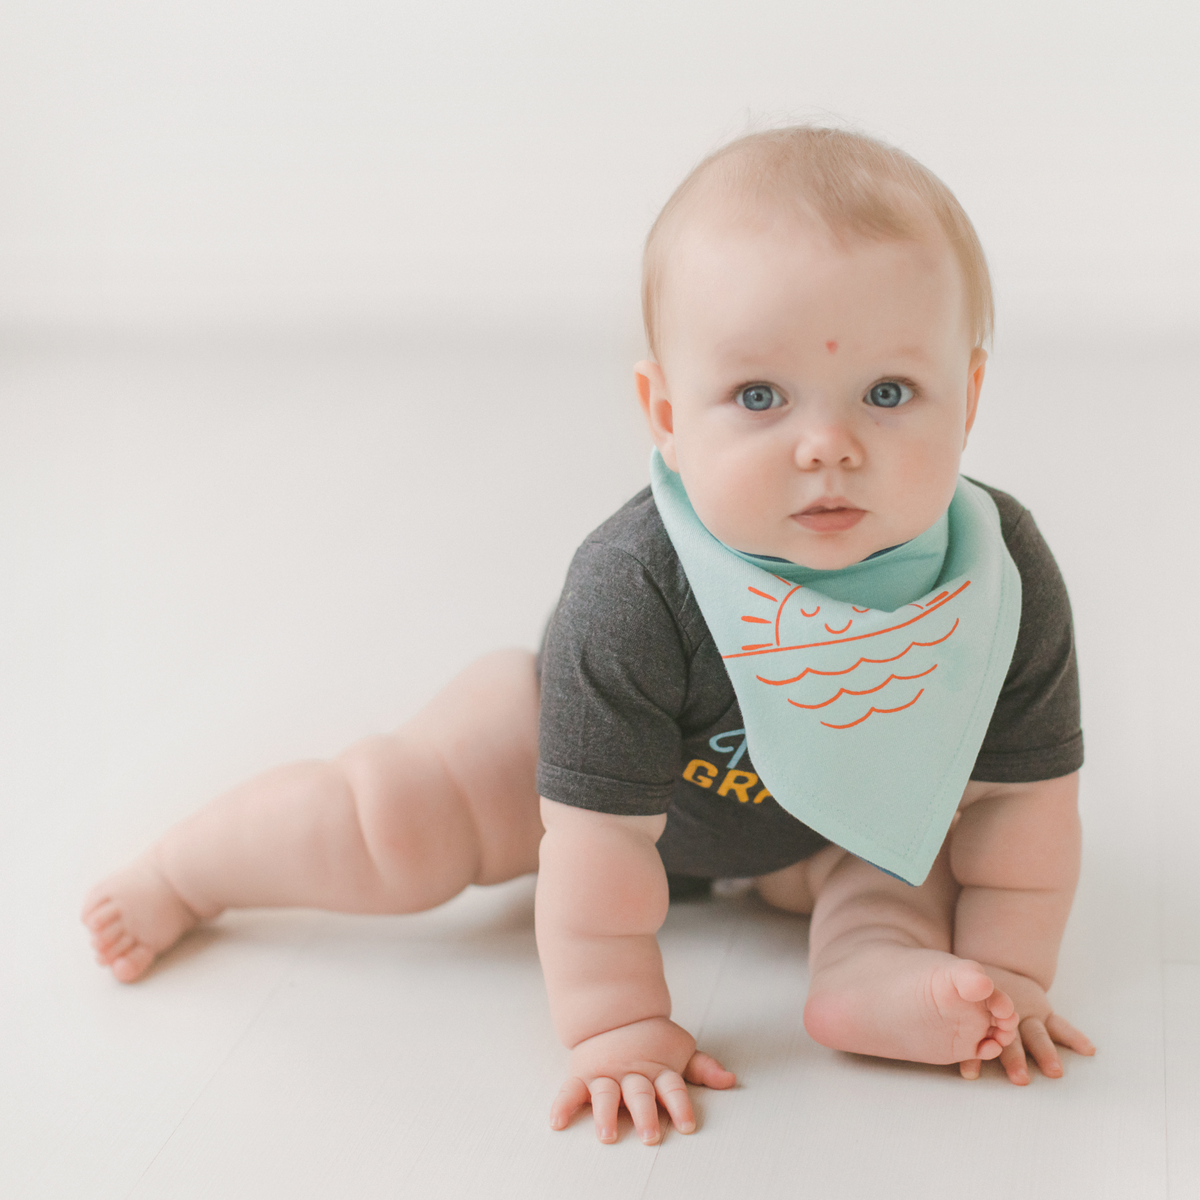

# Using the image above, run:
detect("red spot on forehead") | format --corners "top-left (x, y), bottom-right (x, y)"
top-left (826, 340), bottom-right (838, 353)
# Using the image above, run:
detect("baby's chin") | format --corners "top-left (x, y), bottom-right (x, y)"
top-left (738, 526), bottom-right (888, 572)
top-left (736, 539), bottom-right (874, 572)
top-left (789, 545), bottom-right (878, 571)
top-left (783, 508), bottom-right (947, 570)
top-left (705, 511), bottom-right (906, 571)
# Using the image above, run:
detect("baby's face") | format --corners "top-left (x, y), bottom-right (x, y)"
top-left (638, 213), bottom-right (986, 570)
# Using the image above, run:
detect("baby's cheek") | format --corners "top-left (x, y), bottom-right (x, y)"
top-left (696, 475), bottom-right (763, 545)
top-left (896, 446), bottom-right (959, 524)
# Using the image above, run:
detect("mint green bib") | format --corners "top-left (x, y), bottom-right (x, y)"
top-left (649, 449), bottom-right (1022, 885)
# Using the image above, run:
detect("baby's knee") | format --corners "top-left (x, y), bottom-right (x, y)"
top-left (756, 860), bottom-right (817, 914)
top-left (757, 845), bottom-right (847, 914)
top-left (336, 735), bottom-right (482, 895)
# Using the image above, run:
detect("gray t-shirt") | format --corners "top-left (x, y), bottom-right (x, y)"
top-left (537, 481), bottom-right (1084, 879)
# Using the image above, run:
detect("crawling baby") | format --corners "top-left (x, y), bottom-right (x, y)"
top-left (84, 125), bottom-right (1094, 1145)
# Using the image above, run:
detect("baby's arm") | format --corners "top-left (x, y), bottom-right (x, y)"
top-left (950, 771), bottom-right (1095, 1082)
top-left (535, 798), bottom-right (734, 1143)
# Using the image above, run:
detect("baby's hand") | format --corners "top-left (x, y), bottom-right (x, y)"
top-left (550, 1016), bottom-right (735, 1144)
top-left (959, 965), bottom-right (1095, 1084)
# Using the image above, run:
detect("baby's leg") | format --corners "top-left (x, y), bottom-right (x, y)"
top-left (800, 846), bottom-right (1017, 1066)
top-left (755, 843), bottom-right (848, 915)
top-left (83, 649), bottom-right (544, 982)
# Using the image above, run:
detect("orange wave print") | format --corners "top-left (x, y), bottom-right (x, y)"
top-left (786, 665), bottom-right (937, 710)
top-left (723, 580), bottom-right (970, 662)
top-left (755, 620), bottom-right (959, 685)
top-left (820, 688), bottom-right (925, 730)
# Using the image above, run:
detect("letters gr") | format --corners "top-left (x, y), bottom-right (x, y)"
top-left (681, 728), bottom-right (773, 804)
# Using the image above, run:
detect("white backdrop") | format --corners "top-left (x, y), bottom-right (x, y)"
top-left (3, 8), bottom-right (1200, 1195)
top-left (1, 0), bottom-right (1197, 342)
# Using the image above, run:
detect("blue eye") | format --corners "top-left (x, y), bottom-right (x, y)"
top-left (737, 384), bottom-right (783, 411)
top-left (865, 381), bottom-right (914, 408)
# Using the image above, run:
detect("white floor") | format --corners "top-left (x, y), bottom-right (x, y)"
top-left (2, 325), bottom-right (1197, 1199)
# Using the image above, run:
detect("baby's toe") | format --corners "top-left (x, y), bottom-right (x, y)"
top-left (90, 919), bottom-right (132, 953)
top-left (985, 988), bottom-right (1016, 1022)
top-left (111, 944), bottom-right (156, 983)
top-left (949, 960), bottom-right (995, 1004)
top-left (82, 898), bottom-right (121, 932)
top-left (94, 931), bottom-right (137, 966)
top-left (995, 1009), bottom-right (1020, 1037)
top-left (976, 1037), bottom-right (1005, 1061)
top-left (100, 930), bottom-right (137, 963)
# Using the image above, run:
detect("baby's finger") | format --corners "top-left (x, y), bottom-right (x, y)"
top-left (683, 1050), bottom-right (737, 1090)
top-left (589, 1077), bottom-right (622, 1143)
top-left (1045, 1013), bottom-right (1096, 1057)
top-left (621, 1073), bottom-right (662, 1145)
top-left (998, 1031), bottom-right (1030, 1085)
top-left (959, 1058), bottom-right (982, 1080)
top-left (1021, 1018), bottom-right (1063, 1079)
top-left (654, 1069), bottom-right (696, 1135)
top-left (550, 1076), bottom-right (590, 1131)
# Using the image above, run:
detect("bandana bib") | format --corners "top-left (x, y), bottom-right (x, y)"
top-left (649, 449), bottom-right (1021, 884)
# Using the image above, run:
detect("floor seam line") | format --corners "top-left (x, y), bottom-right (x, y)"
top-left (689, 898), bottom-right (741, 1047)
top-left (638, 900), bottom-right (743, 1199)
top-left (120, 933), bottom-right (314, 1200)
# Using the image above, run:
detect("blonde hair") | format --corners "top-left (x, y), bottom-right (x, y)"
top-left (642, 125), bottom-right (993, 355)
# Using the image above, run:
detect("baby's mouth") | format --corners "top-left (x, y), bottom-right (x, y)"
top-left (792, 502), bottom-right (866, 533)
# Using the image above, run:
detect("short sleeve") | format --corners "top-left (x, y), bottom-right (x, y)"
top-left (971, 497), bottom-right (1084, 782)
top-left (536, 539), bottom-right (689, 815)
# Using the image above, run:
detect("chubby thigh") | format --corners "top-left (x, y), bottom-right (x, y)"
top-left (361, 648), bottom-right (546, 888)
top-left (415, 651), bottom-right (815, 893)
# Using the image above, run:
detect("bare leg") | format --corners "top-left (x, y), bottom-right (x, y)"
top-left (754, 843), bottom-right (847, 915)
top-left (798, 844), bottom-right (1017, 1065)
top-left (82, 649), bottom-right (543, 982)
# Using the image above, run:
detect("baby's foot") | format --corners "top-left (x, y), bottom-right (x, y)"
top-left (805, 946), bottom-right (1019, 1066)
top-left (81, 855), bottom-right (205, 982)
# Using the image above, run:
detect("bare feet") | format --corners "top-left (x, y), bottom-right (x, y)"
top-left (804, 945), bottom-right (1019, 1066)
top-left (81, 855), bottom-right (207, 982)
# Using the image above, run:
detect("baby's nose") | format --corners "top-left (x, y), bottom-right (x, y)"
top-left (794, 421), bottom-right (863, 469)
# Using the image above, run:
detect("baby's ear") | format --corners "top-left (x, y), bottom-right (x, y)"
top-left (963, 347), bottom-right (987, 445)
top-left (635, 360), bottom-right (678, 468)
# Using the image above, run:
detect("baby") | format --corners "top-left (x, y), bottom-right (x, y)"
top-left (83, 126), bottom-right (1094, 1146)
